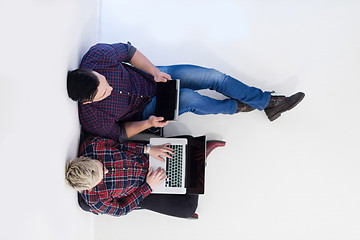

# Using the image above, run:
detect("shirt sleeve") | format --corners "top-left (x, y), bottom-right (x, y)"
top-left (117, 122), bottom-right (128, 142)
top-left (126, 41), bottom-right (137, 60)
top-left (81, 137), bottom-right (144, 156)
top-left (80, 42), bottom-right (135, 70)
top-left (116, 141), bottom-right (145, 154)
top-left (87, 183), bottom-right (152, 216)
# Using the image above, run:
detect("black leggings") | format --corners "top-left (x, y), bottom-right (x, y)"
top-left (78, 193), bottom-right (198, 218)
top-left (138, 194), bottom-right (199, 218)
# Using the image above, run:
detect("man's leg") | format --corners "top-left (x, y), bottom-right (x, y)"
top-left (178, 88), bottom-right (238, 115)
top-left (157, 64), bottom-right (305, 121)
top-left (138, 194), bottom-right (199, 218)
top-left (157, 65), bottom-right (271, 110)
top-left (142, 88), bottom-right (238, 119)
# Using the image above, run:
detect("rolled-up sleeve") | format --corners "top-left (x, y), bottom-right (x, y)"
top-left (126, 41), bottom-right (137, 60)
top-left (116, 141), bottom-right (145, 154)
top-left (110, 42), bottom-right (137, 63)
top-left (80, 42), bottom-right (135, 69)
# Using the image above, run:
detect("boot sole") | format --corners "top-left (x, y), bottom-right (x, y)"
top-left (268, 92), bottom-right (305, 121)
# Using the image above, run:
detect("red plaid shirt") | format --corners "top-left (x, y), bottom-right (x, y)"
top-left (78, 42), bottom-right (157, 140)
top-left (79, 136), bottom-right (152, 216)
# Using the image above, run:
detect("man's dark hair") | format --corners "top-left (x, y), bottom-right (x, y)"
top-left (67, 68), bottom-right (99, 102)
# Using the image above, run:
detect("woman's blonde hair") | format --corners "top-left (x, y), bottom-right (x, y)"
top-left (65, 156), bottom-right (101, 192)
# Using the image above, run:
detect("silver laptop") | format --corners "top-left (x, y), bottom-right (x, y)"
top-left (149, 137), bottom-right (187, 194)
top-left (155, 79), bottom-right (180, 121)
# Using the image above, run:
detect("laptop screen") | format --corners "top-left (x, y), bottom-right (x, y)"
top-left (155, 80), bottom-right (179, 121)
top-left (185, 135), bottom-right (206, 194)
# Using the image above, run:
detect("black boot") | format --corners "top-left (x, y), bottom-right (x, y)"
top-left (265, 92), bottom-right (305, 121)
top-left (236, 101), bottom-right (255, 113)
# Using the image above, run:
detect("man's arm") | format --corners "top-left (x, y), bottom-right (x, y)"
top-left (129, 50), bottom-right (171, 82)
top-left (122, 45), bottom-right (171, 138)
top-left (124, 116), bottom-right (168, 139)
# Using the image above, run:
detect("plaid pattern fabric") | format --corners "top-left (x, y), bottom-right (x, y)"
top-left (79, 42), bottom-right (157, 140)
top-left (79, 136), bottom-right (152, 216)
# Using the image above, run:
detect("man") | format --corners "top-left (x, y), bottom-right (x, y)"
top-left (65, 136), bottom-right (224, 218)
top-left (67, 42), bottom-right (305, 141)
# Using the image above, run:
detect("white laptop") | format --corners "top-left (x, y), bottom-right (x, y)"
top-left (149, 137), bottom-right (188, 194)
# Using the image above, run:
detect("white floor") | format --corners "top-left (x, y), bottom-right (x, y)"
top-left (1, 0), bottom-right (360, 240)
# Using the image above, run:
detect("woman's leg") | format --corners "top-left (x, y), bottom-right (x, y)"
top-left (157, 65), bottom-right (271, 110)
top-left (138, 194), bottom-right (199, 218)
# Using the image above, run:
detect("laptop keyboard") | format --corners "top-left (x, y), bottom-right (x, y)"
top-left (165, 144), bottom-right (184, 188)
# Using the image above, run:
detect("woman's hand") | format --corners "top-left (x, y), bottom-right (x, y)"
top-left (146, 167), bottom-right (167, 190)
top-left (149, 144), bottom-right (174, 161)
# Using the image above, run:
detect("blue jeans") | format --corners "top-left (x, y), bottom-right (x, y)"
top-left (142, 65), bottom-right (271, 119)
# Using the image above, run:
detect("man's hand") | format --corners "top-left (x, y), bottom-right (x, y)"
top-left (146, 167), bottom-right (167, 190)
top-left (148, 115), bottom-right (169, 127)
top-left (124, 116), bottom-right (168, 139)
top-left (129, 50), bottom-right (171, 82)
top-left (149, 144), bottom-right (174, 161)
top-left (154, 71), bottom-right (171, 82)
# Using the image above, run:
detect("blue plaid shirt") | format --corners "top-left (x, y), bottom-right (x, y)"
top-left (79, 42), bottom-right (157, 140)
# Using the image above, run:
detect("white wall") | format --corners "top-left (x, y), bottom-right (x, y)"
top-left (95, 0), bottom-right (360, 240)
top-left (1, 0), bottom-right (359, 240)
top-left (0, 0), bottom-right (99, 239)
